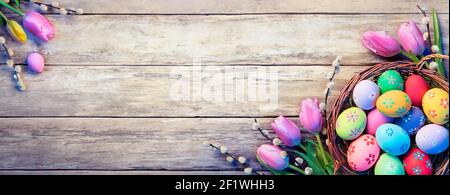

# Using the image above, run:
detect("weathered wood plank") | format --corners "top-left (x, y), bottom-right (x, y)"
top-left (47, 0), bottom-right (449, 14)
top-left (0, 65), bottom-right (366, 117)
top-left (3, 14), bottom-right (448, 66)
top-left (0, 117), bottom-right (308, 170)
top-left (0, 170), bottom-right (265, 175)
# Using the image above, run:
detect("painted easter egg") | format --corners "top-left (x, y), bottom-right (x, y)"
top-left (353, 80), bottom-right (380, 110)
top-left (394, 106), bottom-right (426, 135)
top-left (403, 148), bottom-right (433, 175)
top-left (347, 134), bottom-right (380, 172)
top-left (405, 75), bottom-right (429, 107)
top-left (376, 90), bottom-right (412, 118)
top-left (422, 88), bottom-right (449, 125)
top-left (377, 70), bottom-right (404, 94)
top-left (376, 123), bottom-right (410, 156)
top-left (336, 107), bottom-right (366, 140)
top-left (374, 153), bottom-right (405, 175)
top-left (415, 124), bottom-right (449, 155)
top-left (366, 109), bottom-right (394, 135)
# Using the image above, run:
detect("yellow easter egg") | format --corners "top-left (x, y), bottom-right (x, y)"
top-left (376, 90), bottom-right (411, 118)
top-left (422, 88), bottom-right (449, 125)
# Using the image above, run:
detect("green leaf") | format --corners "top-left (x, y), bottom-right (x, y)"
top-left (15, 0), bottom-right (21, 8)
top-left (432, 9), bottom-right (446, 77)
top-left (289, 150), bottom-right (326, 175)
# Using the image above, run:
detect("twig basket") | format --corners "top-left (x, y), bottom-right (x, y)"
top-left (326, 54), bottom-right (449, 175)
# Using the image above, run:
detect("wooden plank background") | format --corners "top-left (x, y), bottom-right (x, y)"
top-left (0, 0), bottom-right (448, 175)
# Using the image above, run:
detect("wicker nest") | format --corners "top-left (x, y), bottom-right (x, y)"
top-left (326, 54), bottom-right (449, 175)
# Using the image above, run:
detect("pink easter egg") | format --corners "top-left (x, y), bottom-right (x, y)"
top-left (347, 134), bottom-right (380, 172)
top-left (366, 109), bottom-right (394, 135)
top-left (27, 52), bottom-right (45, 73)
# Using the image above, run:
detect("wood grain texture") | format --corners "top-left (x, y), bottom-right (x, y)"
top-left (0, 65), bottom-right (365, 117)
top-left (0, 170), bottom-right (266, 175)
top-left (49, 0), bottom-right (449, 14)
top-left (0, 117), bottom-right (309, 170)
top-left (3, 14), bottom-right (448, 66)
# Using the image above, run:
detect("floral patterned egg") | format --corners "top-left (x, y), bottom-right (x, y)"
top-left (415, 124), bottom-right (449, 155)
top-left (377, 70), bottom-right (404, 94)
top-left (353, 80), bottom-right (380, 110)
top-left (376, 123), bottom-right (410, 156)
top-left (374, 153), bottom-right (405, 175)
top-left (394, 106), bottom-right (426, 135)
top-left (403, 148), bottom-right (433, 175)
top-left (336, 107), bottom-right (367, 140)
top-left (366, 109), bottom-right (394, 135)
top-left (376, 90), bottom-right (411, 118)
top-left (347, 134), bottom-right (380, 172)
top-left (422, 88), bottom-right (449, 125)
top-left (405, 75), bottom-right (429, 107)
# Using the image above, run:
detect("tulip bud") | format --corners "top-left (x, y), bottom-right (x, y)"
top-left (27, 53), bottom-right (45, 73)
top-left (271, 116), bottom-right (301, 147)
top-left (23, 11), bottom-right (56, 42)
top-left (256, 144), bottom-right (289, 171)
top-left (397, 21), bottom-right (426, 55)
top-left (361, 31), bottom-right (401, 57)
top-left (6, 20), bottom-right (27, 44)
top-left (299, 98), bottom-right (324, 134)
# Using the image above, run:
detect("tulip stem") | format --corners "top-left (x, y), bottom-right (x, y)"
top-left (315, 133), bottom-right (328, 166)
top-left (0, 1), bottom-right (25, 16)
top-left (400, 50), bottom-right (420, 63)
top-left (0, 11), bottom-right (8, 22)
top-left (288, 164), bottom-right (306, 175)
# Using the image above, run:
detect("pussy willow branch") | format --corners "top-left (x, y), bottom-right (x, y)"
top-left (208, 143), bottom-right (262, 175)
top-left (417, 5), bottom-right (434, 51)
top-left (323, 65), bottom-right (338, 126)
top-left (253, 119), bottom-right (272, 141)
top-left (26, 0), bottom-right (81, 14)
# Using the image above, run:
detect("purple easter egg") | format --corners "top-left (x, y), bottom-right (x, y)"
top-left (416, 124), bottom-right (449, 155)
top-left (395, 106), bottom-right (426, 135)
top-left (27, 52), bottom-right (45, 73)
top-left (367, 109), bottom-right (393, 135)
top-left (353, 80), bottom-right (380, 110)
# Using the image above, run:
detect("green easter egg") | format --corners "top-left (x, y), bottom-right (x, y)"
top-left (336, 107), bottom-right (366, 140)
top-left (377, 70), bottom-right (404, 94)
top-left (374, 153), bottom-right (405, 175)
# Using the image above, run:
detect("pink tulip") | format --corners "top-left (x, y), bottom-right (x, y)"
top-left (27, 53), bottom-right (45, 73)
top-left (397, 21), bottom-right (426, 55)
top-left (256, 144), bottom-right (289, 171)
top-left (299, 98), bottom-right (324, 134)
top-left (23, 11), bottom-right (55, 42)
top-left (361, 31), bottom-right (401, 57)
top-left (271, 116), bottom-right (301, 147)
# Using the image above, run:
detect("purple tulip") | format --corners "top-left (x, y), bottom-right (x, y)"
top-left (271, 116), bottom-right (301, 147)
top-left (256, 144), bottom-right (289, 171)
top-left (397, 21), bottom-right (426, 55)
top-left (27, 53), bottom-right (45, 73)
top-left (23, 11), bottom-right (55, 42)
top-left (299, 98), bottom-right (324, 134)
top-left (361, 31), bottom-right (401, 57)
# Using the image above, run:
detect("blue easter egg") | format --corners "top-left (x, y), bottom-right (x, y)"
top-left (394, 106), bottom-right (426, 135)
top-left (416, 124), bottom-right (449, 155)
top-left (376, 123), bottom-right (411, 156)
